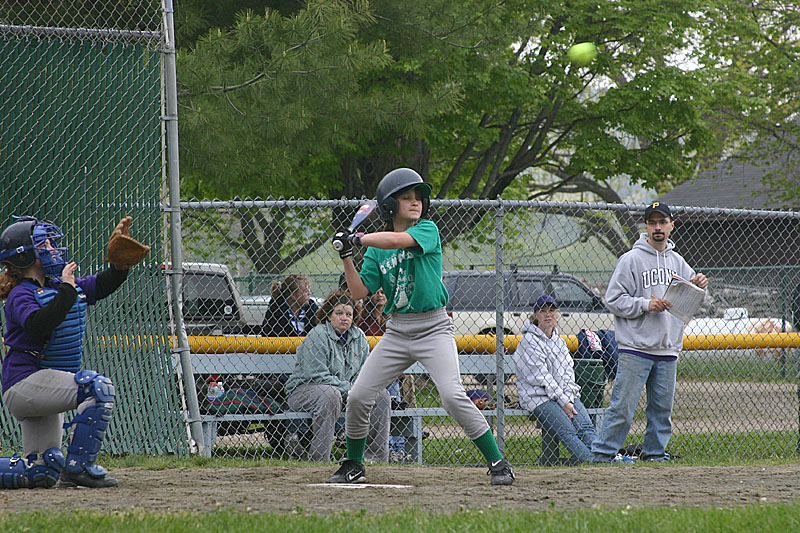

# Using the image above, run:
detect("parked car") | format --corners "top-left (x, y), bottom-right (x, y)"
top-left (442, 268), bottom-right (614, 337)
top-left (241, 295), bottom-right (325, 333)
top-left (241, 295), bottom-right (271, 330)
top-left (685, 307), bottom-right (792, 335)
top-left (164, 262), bottom-right (252, 336)
top-left (683, 307), bottom-right (793, 357)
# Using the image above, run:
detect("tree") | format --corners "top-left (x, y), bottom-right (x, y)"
top-left (178, 0), bottom-right (461, 199)
top-left (178, 0), bottom-right (462, 270)
top-left (694, 0), bottom-right (800, 203)
top-left (177, 0), bottom-right (792, 269)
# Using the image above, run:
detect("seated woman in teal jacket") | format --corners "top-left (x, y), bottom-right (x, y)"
top-left (284, 290), bottom-right (390, 463)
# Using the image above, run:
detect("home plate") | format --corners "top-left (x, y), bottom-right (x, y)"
top-left (307, 483), bottom-right (412, 489)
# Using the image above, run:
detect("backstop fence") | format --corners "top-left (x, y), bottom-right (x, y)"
top-left (2, 3), bottom-right (800, 467)
top-left (176, 198), bottom-right (800, 465)
top-left (0, 2), bottom-right (187, 456)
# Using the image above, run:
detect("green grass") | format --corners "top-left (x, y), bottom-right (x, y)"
top-left (2, 505), bottom-right (800, 532)
top-left (72, 427), bottom-right (797, 470)
top-left (666, 430), bottom-right (799, 463)
top-left (416, 430), bottom-right (800, 467)
top-left (678, 350), bottom-right (798, 382)
top-left (2, 454), bottom-right (795, 532)
top-left (103, 426), bottom-right (799, 467)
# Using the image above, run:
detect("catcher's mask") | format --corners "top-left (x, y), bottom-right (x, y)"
top-left (376, 168), bottom-right (432, 221)
top-left (0, 216), bottom-right (67, 276)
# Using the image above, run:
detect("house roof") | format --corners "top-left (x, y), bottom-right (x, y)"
top-left (658, 149), bottom-right (800, 211)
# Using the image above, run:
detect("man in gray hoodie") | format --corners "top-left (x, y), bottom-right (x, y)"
top-left (591, 202), bottom-right (708, 462)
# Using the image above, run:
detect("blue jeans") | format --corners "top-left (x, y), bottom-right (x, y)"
top-left (386, 380), bottom-right (405, 452)
top-left (533, 397), bottom-right (596, 464)
top-left (591, 352), bottom-right (677, 461)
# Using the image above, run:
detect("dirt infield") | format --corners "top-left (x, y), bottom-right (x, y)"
top-left (2, 463), bottom-right (799, 514)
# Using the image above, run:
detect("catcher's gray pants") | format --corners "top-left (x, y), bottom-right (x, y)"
top-left (287, 383), bottom-right (390, 462)
top-left (347, 307), bottom-right (490, 441)
top-left (2, 369), bottom-right (95, 460)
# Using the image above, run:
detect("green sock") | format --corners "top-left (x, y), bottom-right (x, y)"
top-left (346, 436), bottom-right (366, 463)
top-left (472, 430), bottom-right (503, 463)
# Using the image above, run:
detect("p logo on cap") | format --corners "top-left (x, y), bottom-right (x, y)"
top-left (644, 202), bottom-right (672, 219)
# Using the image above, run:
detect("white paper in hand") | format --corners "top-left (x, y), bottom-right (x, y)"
top-left (663, 274), bottom-right (706, 323)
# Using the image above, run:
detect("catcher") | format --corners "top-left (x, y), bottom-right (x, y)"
top-left (0, 215), bottom-right (148, 489)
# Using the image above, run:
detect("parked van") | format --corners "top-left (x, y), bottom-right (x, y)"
top-left (442, 268), bottom-right (613, 336)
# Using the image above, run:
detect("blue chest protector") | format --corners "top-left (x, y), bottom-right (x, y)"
top-left (22, 281), bottom-right (87, 373)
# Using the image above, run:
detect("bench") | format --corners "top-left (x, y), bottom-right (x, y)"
top-left (190, 353), bottom-right (606, 462)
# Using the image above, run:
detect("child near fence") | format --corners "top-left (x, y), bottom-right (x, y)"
top-left (329, 168), bottom-right (514, 485)
top-left (0, 215), bottom-right (148, 488)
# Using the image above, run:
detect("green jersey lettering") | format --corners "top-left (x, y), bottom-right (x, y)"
top-left (360, 219), bottom-right (449, 314)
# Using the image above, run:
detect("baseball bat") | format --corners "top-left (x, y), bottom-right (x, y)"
top-left (333, 200), bottom-right (375, 251)
top-left (347, 200), bottom-right (376, 232)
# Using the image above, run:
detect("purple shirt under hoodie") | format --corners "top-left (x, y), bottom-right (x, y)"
top-left (2, 276), bottom-right (98, 394)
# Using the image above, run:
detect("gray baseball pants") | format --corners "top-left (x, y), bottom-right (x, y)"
top-left (287, 383), bottom-right (390, 462)
top-left (346, 307), bottom-right (490, 441)
top-left (2, 369), bottom-right (94, 459)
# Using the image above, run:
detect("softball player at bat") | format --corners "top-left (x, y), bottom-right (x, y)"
top-left (0, 216), bottom-right (147, 489)
top-left (328, 168), bottom-right (514, 485)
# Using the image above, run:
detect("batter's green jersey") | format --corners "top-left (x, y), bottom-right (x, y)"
top-left (359, 219), bottom-right (449, 314)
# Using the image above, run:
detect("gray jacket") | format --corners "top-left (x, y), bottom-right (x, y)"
top-left (285, 321), bottom-right (370, 395)
top-left (512, 320), bottom-right (580, 410)
top-left (605, 233), bottom-right (697, 357)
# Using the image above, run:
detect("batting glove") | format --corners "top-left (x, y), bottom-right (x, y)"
top-left (332, 230), bottom-right (353, 259)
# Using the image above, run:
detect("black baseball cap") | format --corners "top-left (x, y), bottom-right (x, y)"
top-left (644, 201), bottom-right (672, 219)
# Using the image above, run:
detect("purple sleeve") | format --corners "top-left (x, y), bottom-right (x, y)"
top-left (75, 275), bottom-right (99, 305)
top-left (5, 284), bottom-right (42, 332)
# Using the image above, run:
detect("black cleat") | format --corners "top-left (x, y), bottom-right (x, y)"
top-left (59, 470), bottom-right (119, 488)
top-left (487, 458), bottom-right (515, 486)
top-left (327, 459), bottom-right (366, 484)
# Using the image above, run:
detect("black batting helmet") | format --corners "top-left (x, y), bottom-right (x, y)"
top-left (375, 168), bottom-right (433, 221)
top-left (0, 218), bottom-right (38, 269)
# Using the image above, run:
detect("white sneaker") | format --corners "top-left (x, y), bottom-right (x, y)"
top-left (283, 432), bottom-right (304, 459)
top-left (389, 450), bottom-right (411, 463)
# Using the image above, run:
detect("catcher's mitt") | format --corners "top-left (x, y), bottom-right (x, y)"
top-left (105, 216), bottom-right (150, 269)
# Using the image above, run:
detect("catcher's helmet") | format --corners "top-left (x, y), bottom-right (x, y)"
top-left (0, 216), bottom-right (67, 276)
top-left (375, 168), bottom-right (433, 221)
top-left (0, 218), bottom-right (38, 269)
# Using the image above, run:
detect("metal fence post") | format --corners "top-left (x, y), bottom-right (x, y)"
top-left (162, 0), bottom-right (206, 456)
top-left (494, 197), bottom-right (506, 452)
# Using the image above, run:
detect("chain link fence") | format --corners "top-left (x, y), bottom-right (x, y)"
top-left (0, 3), bottom-right (188, 455)
top-left (178, 198), bottom-right (800, 466)
top-left (3, 4), bottom-right (800, 468)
